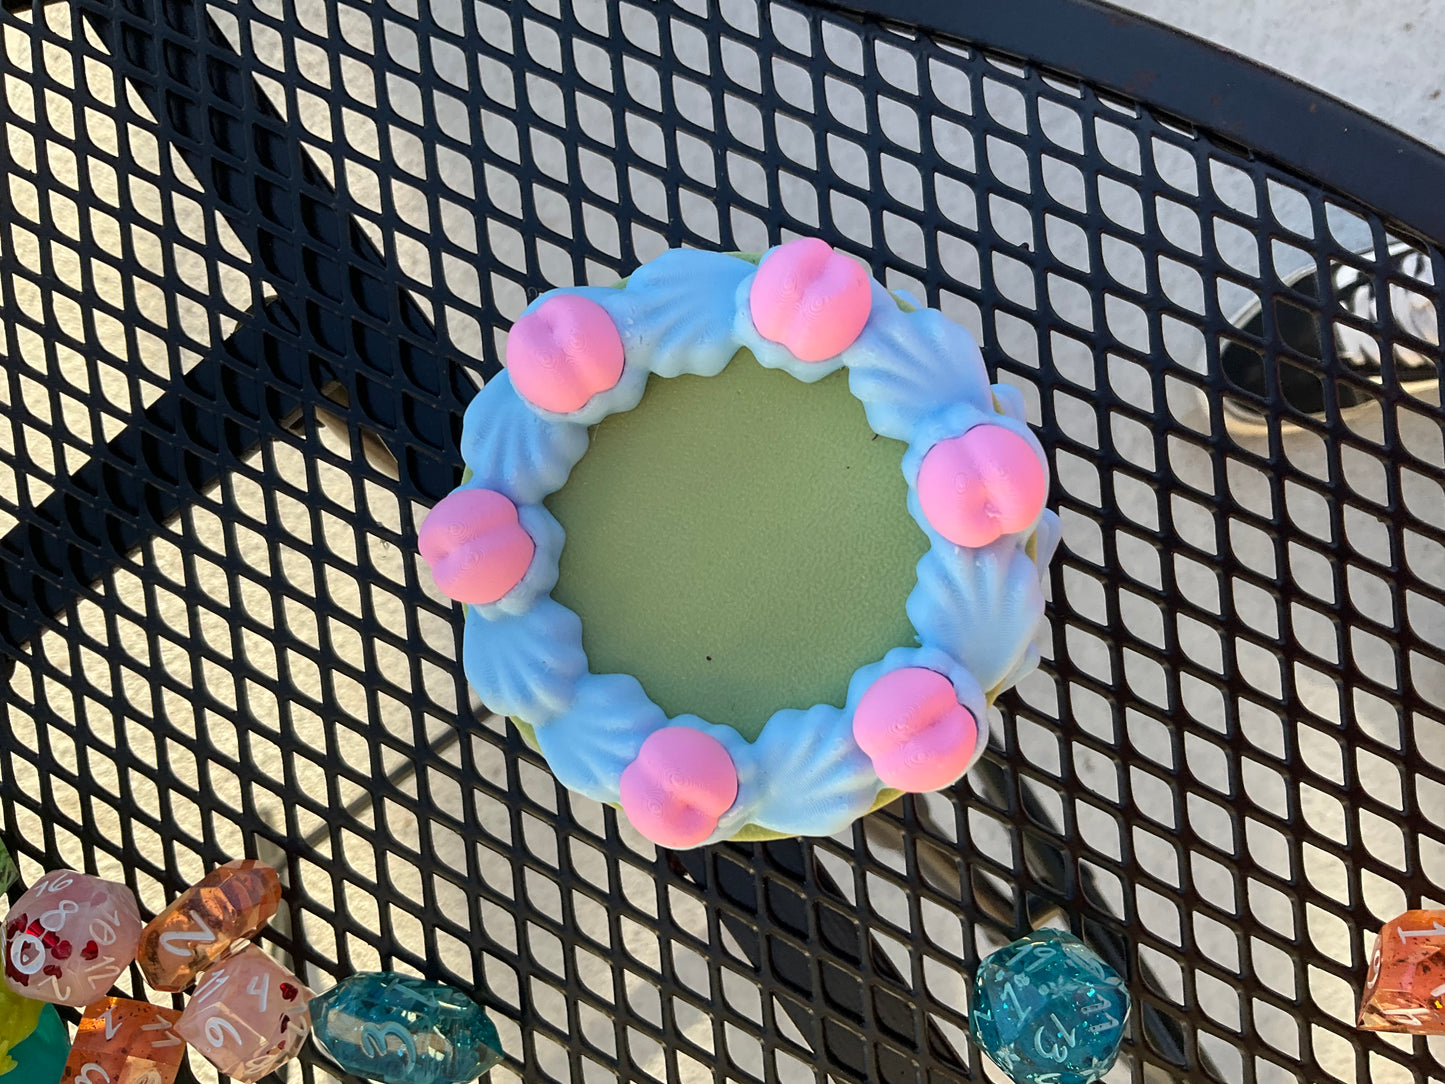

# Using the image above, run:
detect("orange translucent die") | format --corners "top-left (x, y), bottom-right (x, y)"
top-left (175, 945), bottom-right (312, 1083)
top-left (136, 861), bottom-right (281, 993)
top-left (61, 997), bottom-right (187, 1084)
top-left (1357, 909), bottom-right (1445, 1034)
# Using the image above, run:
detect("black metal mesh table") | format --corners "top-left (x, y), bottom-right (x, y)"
top-left (1, 1), bottom-right (1442, 1081)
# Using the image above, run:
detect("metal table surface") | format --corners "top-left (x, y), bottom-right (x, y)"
top-left (0, 0), bottom-right (1442, 1081)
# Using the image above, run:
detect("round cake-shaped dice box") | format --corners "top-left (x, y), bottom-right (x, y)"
top-left (419, 241), bottom-right (1059, 849)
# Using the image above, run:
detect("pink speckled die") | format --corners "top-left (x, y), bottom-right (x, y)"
top-left (853, 668), bottom-right (978, 792)
top-left (507, 295), bottom-right (625, 413)
top-left (620, 728), bottom-right (739, 848)
top-left (176, 944), bottom-right (313, 1083)
top-left (917, 425), bottom-right (1047, 548)
top-left (3, 870), bottom-right (142, 1005)
top-left (749, 238), bottom-right (871, 362)
top-left (419, 488), bottom-right (535, 605)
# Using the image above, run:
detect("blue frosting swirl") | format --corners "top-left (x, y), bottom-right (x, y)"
top-left (455, 247), bottom-right (1059, 841)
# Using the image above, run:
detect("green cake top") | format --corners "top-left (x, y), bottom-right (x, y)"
top-left (547, 353), bottom-right (928, 741)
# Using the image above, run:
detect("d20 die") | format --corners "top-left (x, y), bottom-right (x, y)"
top-left (970, 929), bottom-right (1130, 1084)
top-left (3, 871), bottom-right (142, 1006)
top-left (137, 860), bottom-right (281, 992)
top-left (176, 945), bottom-right (311, 1082)
top-left (61, 997), bottom-right (186, 1084)
top-left (1358, 909), bottom-right (1445, 1034)
top-left (310, 971), bottom-right (504, 1084)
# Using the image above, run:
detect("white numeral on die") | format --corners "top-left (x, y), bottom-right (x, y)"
top-left (31, 872), bottom-right (74, 898)
top-left (359, 1023), bottom-right (418, 1066)
top-left (8, 933), bottom-right (46, 976)
top-left (38, 900), bottom-right (78, 932)
top-left (204, 1017), bottom-right (242, 1049)
top-left (158, 915), bottom-right (216, 957)
top-left (247, 973), bottom-right (269, 1014)
top-left (1399, 922), bottom-right (1445, 942)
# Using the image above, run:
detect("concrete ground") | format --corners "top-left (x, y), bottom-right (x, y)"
top-left (1109, 0), bottom-right (1445, 154)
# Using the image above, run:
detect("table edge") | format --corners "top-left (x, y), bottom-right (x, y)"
top-left (819, 0), bottom-right (1445, 247)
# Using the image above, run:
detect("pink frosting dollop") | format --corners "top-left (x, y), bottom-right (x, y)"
top-left (917, 425), bottom-right (1048, 548)
top-left (620, 727), bottom-right (739, 848)
top-left (749, 238), bottom-right (871, 362)
top-left (853, 667), bottom-right (978, 792)
top-left (418, 488), bottom-right (535, 605)
top-left (507, 295), bottom-right (625, 413)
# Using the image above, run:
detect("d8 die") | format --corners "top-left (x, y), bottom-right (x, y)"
top-left (3, 871), bottom-right (142, 1006)
top-left (970, 929), bottom-right (1130, 1084)
top-left (176, 945), bottom-right (312, 1082)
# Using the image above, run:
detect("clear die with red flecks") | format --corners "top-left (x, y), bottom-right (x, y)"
top-left (2, 870), bottom-right (142, 1006)
top-left (175, 943), bottom-right (313, 1082)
